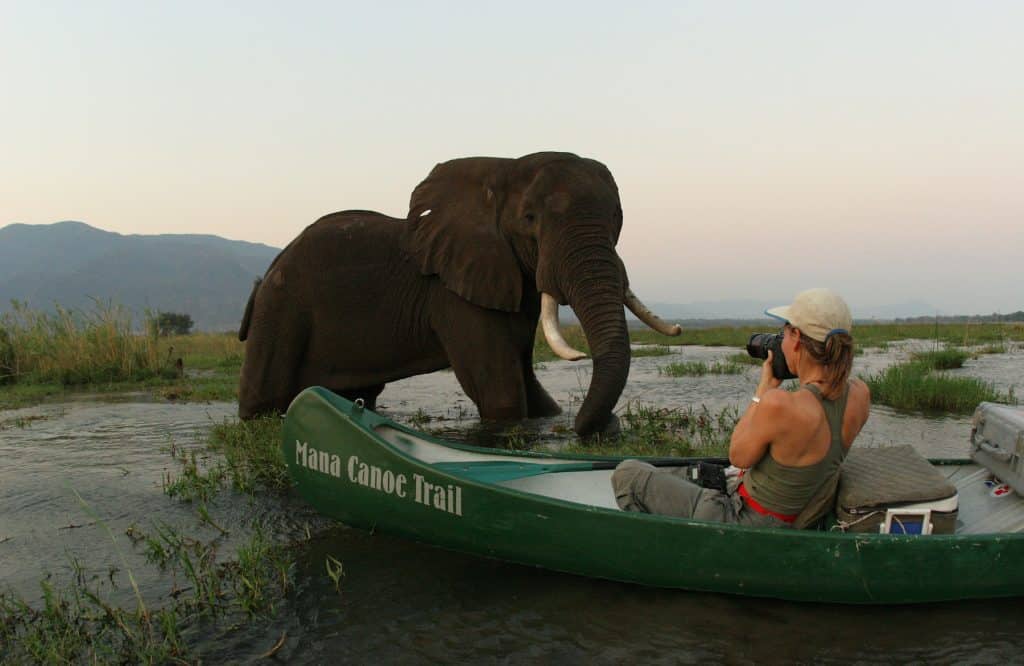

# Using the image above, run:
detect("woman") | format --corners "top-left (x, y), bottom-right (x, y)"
top-left (612, 288), bottom-right (871, 528)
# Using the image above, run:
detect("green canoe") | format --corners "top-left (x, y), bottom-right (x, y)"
top-left (282, 386), bottom-right (1024, 604)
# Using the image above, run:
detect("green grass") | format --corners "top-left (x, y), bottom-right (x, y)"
top-left (659, 360), bottom-right (746, 377)
top-left (0, 303), bottom-right (245, 408)
top-left (863, 361), bottom-right (1016, 414)
top-left (0, 300), bottom-right (170, 386)
top-left (910, 348), bottom-right (970, 370)
top-left (207, 416), bottom-right (289, 493)
top-left (726, 352), bottom-right (762, 366)
top-left (631, 345), bottom-right (673, 358)
top-left (0, 576), bottom-right (188, 664)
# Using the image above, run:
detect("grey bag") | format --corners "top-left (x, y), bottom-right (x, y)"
top-left (835, 445), bottom-right (959, 534)
top-left (971, 402), bottom-right (1024, 494)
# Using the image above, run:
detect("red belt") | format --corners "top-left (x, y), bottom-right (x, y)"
top-left (738, 483), bottom-right (798, 523)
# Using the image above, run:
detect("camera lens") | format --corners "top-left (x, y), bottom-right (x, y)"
top-left (746, 332), bottom-right (797, 380)
top-left (746, 333), bottom-right (772, 360)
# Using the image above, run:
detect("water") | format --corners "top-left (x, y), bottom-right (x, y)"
top-left (2, 343), bottom-right (1023, 661)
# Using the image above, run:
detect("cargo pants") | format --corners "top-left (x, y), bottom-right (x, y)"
top-left (611, 459), bottom-right (791, 528)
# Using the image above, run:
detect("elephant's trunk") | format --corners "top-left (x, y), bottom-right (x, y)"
top-left (558, 240), bottom-right (631, 439)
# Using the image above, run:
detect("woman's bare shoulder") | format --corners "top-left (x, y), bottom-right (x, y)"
top-left (849, 377), bottom-right (870, 402)
top-left (847, 378), bottom-right (871, 419)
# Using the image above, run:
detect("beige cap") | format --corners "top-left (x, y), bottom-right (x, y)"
top-left (765, 288), bottom-right (852, 343)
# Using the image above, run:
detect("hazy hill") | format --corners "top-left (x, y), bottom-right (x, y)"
top-left (0, 221), bottom-right (279, 331)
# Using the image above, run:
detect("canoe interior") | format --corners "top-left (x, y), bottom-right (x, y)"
top-left (376, 424), bottom-right (1024, 535)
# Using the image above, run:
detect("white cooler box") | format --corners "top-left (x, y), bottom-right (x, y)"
top-left (971, 401), bottom-right (1024, 494)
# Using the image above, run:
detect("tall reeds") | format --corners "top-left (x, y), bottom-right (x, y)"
top-left (0, 300), bottom-right (169, 386)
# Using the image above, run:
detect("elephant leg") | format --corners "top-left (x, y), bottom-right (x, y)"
top-left (238, 294), bottom-right (307, 419)
top-left (522, 361), bottom-right (561, 418)
top-left (448, 351), bottom-right (529, 420)
top-left (439, 320), bottom-right (529, 420)
top-left (337, 384), bottom-right (385, 410)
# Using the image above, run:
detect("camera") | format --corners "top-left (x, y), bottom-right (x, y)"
top-left (746, 332), bottom-right (797, 380)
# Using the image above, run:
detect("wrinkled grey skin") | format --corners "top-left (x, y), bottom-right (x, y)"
top-left (238, 152), bottom-right (633, 440)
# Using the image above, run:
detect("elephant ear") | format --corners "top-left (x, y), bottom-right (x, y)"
top-left (403, 157), bottom-right (523, 312)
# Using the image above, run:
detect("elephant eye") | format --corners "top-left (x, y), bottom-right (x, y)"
top-left (524, 213), bottom-right (536, 224)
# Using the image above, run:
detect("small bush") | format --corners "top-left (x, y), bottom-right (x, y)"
top-left (156, 312), bottom-right (194, 336)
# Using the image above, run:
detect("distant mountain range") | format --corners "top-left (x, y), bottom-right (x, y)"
top-left (5, 221), bottom-right (1007, 333)
top-left (0, 221), bottom-right (279, 331)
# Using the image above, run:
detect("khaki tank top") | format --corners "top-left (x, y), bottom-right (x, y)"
top-left (743, 383), bottom-right (850, 516)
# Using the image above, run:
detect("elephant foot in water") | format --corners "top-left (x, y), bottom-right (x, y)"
top-left (578, 413), bottom-right (621, 444)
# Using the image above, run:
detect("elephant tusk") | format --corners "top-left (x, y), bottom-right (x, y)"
top-left (625, 288), bottom-right (682, 336)
top-left (540, 293), bottom-right (587, 361)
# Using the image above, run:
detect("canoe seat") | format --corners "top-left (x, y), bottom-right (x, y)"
top-left (834, 445), bottom-right (959, 534)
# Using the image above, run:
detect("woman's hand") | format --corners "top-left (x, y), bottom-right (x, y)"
top-left (756, 350), bottom-right (783, 398)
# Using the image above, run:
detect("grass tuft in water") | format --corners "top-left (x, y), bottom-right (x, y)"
top-left (207, 416), bottom-right (289, 494)
top-left (659, 360), bottom-right (746, 377)
top-left (0, 578), bottom-right (187, 664)
top-left (163, 444), bottom-right (227, 503)
top-left (863, 361), bottom-right (1015, 414)
top-left (726, 352), bottom-right (762, 366)
top-left (631, 345), bottom-right (673, 358)
top-left (910, 348), bottom-right (969, 370)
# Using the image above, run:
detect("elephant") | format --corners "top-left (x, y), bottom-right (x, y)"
top-left (238, 152), bottom-right (680, 439)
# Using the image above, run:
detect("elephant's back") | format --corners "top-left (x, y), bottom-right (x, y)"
top-left (294, 210), bottom-right (406, 266)
top-left (282, 208), bottom-right (430, 315)
top-left (306, 209), bottom-right (404, 242)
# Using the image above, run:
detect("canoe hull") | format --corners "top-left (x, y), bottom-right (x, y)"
top-left (283, 387), bottom-right (1024, 604)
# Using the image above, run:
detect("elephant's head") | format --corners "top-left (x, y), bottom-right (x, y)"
top-left (403, 152), bottom-right (680, 439)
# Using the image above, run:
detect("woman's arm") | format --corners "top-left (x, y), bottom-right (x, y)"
top-left (729, 351), bottom-right (784, 468)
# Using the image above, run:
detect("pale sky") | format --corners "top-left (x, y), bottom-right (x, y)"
top-left (2, 1), bottom-right (1021, 315)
